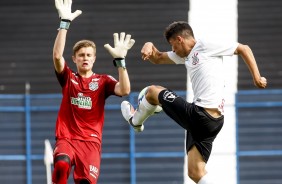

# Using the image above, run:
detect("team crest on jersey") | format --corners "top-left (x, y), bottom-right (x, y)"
top-left (192, 52), bottom-right (199, 65)
top-left (89, 81), bottom-right (98, 91)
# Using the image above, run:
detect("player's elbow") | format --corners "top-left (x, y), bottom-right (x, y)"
top-left (53, 49), bottom-right (63, 61)
top-left (53, 53), bottom-right (61, 62)
top-left (117, 86), bottom-right (131, 96)
top-left (121, 88), bottom-right (130, 96)
top-left (235, 43), bottom-right (251, 55)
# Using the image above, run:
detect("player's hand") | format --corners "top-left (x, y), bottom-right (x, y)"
top-left (55, 0), bottom-right (82, 21)
top-left (141, 42), bottom-right (154, 60)
top-left (254, 76), bottom-right (267, 88)
top-left (104, 32), bottom-right (135, 59)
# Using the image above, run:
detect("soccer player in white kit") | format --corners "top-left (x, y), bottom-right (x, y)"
top-left (121, 21), bottom-right (267, 184)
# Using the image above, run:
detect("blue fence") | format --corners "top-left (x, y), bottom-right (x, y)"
top-left (1, 89), bottom-right (282, 184)
top-left (235, 89), bottom-right (282, 184)
top-left (0, 91), bottom-right (186, 184)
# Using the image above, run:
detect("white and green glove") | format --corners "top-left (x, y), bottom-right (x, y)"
top-left (55, 0), bottom-right (82, 30)
top-left (104, 32), bottom-right (135, 69)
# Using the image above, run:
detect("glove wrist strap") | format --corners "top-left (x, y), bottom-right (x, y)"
top-left (113, 58), bottom-right (126, 69)
top-left (59, 19), bottom-right (71, 30)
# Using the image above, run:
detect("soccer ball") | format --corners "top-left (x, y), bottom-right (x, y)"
top-left (137, 86), bottom-right (163, 113)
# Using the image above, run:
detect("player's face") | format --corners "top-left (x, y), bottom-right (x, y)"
top-left (73, 46), bottom-right (96, 73)
top-left (169, 36), bottom-right (187, 58)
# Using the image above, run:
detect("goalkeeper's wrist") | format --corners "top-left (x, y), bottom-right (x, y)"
top-left (58, 19), bottom-right (71, 30)
top-left (113, 58), bottom-right (126, 69)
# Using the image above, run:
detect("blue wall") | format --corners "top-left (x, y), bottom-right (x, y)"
top-left (236, 89), bottom-right (282, 184)
top-left (1, 90), bottom-right (282, 184)
top-left (0, 91), bottom-right (186, 184)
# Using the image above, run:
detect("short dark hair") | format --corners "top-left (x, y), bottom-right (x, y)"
top-left (164, 21), bottom-right (194, 41)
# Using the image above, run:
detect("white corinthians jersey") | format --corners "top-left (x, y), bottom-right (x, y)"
top-left (168, 39), bottom-right (239, 114)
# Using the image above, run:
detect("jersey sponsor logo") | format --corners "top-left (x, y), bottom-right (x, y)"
top-left (192, 52), bottom-right (199, 65)
top-left (89, 81), bottom-right (98, 91)
top-left (71, 93), bottom-right (92, 109)
top-left (163, 91), bottom-right (177, 102)
top-left (89, 165), bottom-right (99, 179)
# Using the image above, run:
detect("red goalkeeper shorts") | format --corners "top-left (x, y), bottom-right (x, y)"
top-left (54, 138), bottom-right (101, 184)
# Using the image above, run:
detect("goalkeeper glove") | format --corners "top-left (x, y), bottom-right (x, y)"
top-left (55, 0), bottom-right (82, 30)
top-left (104, 32), bottom-right (135, 69)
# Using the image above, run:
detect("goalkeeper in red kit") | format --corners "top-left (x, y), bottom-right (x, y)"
top-left (52, 0), bottom-right (135, 183)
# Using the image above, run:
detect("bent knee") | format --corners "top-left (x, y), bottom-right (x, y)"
top-left (146, 85), bottom-right (165, 102)
top-left (52, 160), bottom-right (71, 183)
top-left (147, 85), bottom-right (164, 91)
top-left (54, 160), bottom-right (70, 173)
top-left (53, 155), bottom-right (71, 176)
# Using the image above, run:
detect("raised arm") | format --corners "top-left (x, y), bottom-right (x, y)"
top-left (104, 32), bottom-right (135, 96)
top-left (141, 42), bottom-right (175, 64)
top-left (53, 0), bottom-right (82, 73)
top-left (53, 30), bottom-right (67, 73)
top-left (235, 43), bottom-right (267, 88)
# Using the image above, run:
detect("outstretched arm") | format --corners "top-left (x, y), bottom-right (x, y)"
top-left (104, 32), bottom-right (135, 96)
top-left (141, 42), bottom-right (175, 64)
top-left (53, 29), bottom-right (67, 73)
top-left (235, 43), bottom-right (267, 88)
top-left (53, 0), bottom-right (82, 73)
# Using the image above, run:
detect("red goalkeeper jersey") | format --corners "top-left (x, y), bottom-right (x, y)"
top-left (55, 63), bottom-right (118, 144)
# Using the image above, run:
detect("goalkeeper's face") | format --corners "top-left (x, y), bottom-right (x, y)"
top-left (72, 46), bottom-right (96, 73)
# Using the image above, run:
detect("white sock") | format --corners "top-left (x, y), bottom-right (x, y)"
top-left (197, 173), bottom-right (214, 184)
top-left (132, 96), bottom-right (157, 126)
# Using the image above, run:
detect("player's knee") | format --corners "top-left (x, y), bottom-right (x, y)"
top-left (54, 160), bottom-right (70, 172)
top-left (52, 160), bottom-right (70, 183)
top-left (146, 85), bottom-right (164, 102)
top-left (147, 85), bottom-right (164, 92)
top-left (52, 155), bottom-right (71, 183)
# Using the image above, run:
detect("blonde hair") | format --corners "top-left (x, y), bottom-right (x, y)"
top-left (73, 40), bottom-right (96, 56)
